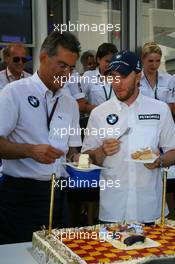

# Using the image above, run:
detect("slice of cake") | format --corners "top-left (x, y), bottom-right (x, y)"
top-left (77, 154), bottom-right (90, 169)
top-left (131, 147), bottom-right (155, 160)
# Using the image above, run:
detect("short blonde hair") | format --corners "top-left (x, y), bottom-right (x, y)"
top-left (142, 42), bottom-right (162, 59)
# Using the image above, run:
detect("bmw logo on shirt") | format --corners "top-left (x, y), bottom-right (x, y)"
top-left (116, 54), bottom-right (122, 59)
top-left (106, 114), bottom-right (118, 125)
top-left (28, 96), bottom-right (40, 108)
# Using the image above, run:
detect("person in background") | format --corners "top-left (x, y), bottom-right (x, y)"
top-left (63, 70), bottom-right (96, 114)
top-left (0, 31), bottom-right (82, 244)
top-left (0, 47), bottom-right (8, 71)
top-left (64, 44), bottom-right (118, 116)
top-left (0, 43), bottom-right (31, 90)
top-left (140, 42), bottom-right (175, 118)
top-left (80, 51), bottom-right (96, 73)
top-left (0, 44), bottom-right (31, 177)
top-left (81, 43), bottom-right (118, 106)
top-left (82, 50), bottom-right (175, 224)
top-left (168, 74), bottom-right (175, 119)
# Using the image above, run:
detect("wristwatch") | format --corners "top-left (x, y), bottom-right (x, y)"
top-left (157, 156), bottom-right (163, 168)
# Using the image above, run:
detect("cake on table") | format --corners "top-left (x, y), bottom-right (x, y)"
top-left (32, 220), bottom-right (175, 264)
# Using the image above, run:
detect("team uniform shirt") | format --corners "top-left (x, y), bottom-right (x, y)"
top-left (82, 93), bottom-right (175, 223)
top-left (0, 67), bottom-right (31, 90)
top-left (63, 71), bottom-right (85, 100)
top-left (140, 71), bottom-right (175, 103)
top-left (167, 74), bottom-right (175, 100)
top-left (81, 68), bottom-right (114, 105)
top-left (0, 72), bottom-right (82, 180)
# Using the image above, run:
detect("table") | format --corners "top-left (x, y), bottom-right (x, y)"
top-left (0, 242), bottom-right (37, 264)
top-left (1, 240), bottom-right (175, 264)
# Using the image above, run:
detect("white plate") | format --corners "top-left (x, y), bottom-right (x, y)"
top-left (125, 154), bottom-right (159, 164)
top-left (62, 162), bottom-right (105, 172)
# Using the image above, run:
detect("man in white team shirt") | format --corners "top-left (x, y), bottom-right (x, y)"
top-left (82, 51), bottom-right (175, 224)
top-left (0, 32), bottom-right (82, 244)
top-left (0, 44), bottom-right (31, 174)
top-left (0, 43), bottom-right (31, 90)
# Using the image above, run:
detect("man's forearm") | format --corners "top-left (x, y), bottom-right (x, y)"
top-left (67, 147), bottom-right (79, 161)
top-left (77, 99), bottom-right (96, 113)
top-left (82, 103), bottom-right (96, 113)
top-left (0, 137), bottom-right (33, 159)
top-left (84, 146), bottom-right (106, 166)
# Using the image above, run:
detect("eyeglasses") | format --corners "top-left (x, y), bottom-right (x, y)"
top-left (12, 57), bottom-right (27, 63)
top-left (57, 62), bottom-right (75, 71)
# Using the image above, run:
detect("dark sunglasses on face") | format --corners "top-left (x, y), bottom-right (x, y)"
top-left (88, 63), bottom-right (95, 66)
top-left (12, 57), bottom-right (27, 63)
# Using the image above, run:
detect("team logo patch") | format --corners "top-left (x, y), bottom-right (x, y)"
top-left (116, 54), bottom-right (122, 59)
top-left (138, 114), bottom-right (160, 120)
top-left (28, 96), bottom-right (40, 107)
top-left (106, 114), bottom-right (118, 125)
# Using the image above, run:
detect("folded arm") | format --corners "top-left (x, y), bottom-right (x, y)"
top-left (0, 136), bottom-right (64, 164)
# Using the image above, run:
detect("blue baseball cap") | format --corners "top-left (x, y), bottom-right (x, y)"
top-left (106, 50), bottom-right (142, 75)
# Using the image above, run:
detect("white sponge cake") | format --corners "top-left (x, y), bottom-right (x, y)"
top-left (78, 154), bottom-right (90, 169)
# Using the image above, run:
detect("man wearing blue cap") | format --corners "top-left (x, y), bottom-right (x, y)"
top-left (82, 50), bottom-right (175, 224)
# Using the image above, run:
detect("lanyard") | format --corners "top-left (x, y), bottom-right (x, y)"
top-left (144, 71), bottom-right (159, 100)
top-left (5, 69), bottom-right (11, 82)
top-left (98, 75), bottom-right (112, 101)
top-left (46, 97), bottom-right (59, 131)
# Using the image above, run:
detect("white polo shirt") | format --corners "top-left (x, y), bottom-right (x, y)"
top-left (0, 67), bottom-right (31, 90)
top-left (81, 68), bottom-right (114, 105)
top-left (82, 93), bottom-right (175, 222)
top-left (0, 72), bottom-right (82, 180)
top-left (167, 74), bottom-right (175, 101)
top-left (63, 71), bottom-right (85, 100)
top-left (140, 71), bottom-right (175, 103)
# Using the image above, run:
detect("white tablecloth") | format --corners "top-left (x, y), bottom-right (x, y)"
top-left (0, 242), bottom-right (37, 264)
